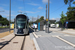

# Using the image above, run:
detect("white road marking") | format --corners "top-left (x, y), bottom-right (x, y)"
top-left (51, 35), bottom-right (59, 37)
top-left (33, 32), bottom-right (38, 38)
top-left (64, 35), bottom-right (70, 36)
top-left (38, 35), bottom-right (41, 36)
top-left (56, 36), bottom-right (75, 47)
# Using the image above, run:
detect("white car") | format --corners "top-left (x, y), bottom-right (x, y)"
top-left (50, 24), bottom-right (56, 28)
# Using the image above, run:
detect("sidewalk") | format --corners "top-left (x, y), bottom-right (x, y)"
top-left (47, 28), bottom-right (75, 35)
top-left (62, 29), bottom-right (75, 35)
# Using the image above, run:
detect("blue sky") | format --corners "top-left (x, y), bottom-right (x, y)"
top-left (0, 0), bottom-right (74, 22)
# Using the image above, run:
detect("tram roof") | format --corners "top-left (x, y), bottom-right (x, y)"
top-left (16, 14), bottom-right (29, 20)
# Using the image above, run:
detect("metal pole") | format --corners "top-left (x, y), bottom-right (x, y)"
top-left (32, 16), bottom-right (33, 23)
top-left (45, 5), bottom-right (47, 32)
top-left (46, 5), bottom-right (47, 19)
top-left (9, 0), bottom-right (11, 32)
top-left (48, 0), bottom-right (50, 33)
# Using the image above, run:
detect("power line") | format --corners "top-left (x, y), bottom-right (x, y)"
top-left (51, 4), bottom-right (66, 14)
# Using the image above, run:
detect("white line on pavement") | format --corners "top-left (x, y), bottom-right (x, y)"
top-left (56, 36), bottom-right (75, 47)
top-left (64, 35), bottom-right (70, 36)
top-left (33, 32), bottom-right (38, 38)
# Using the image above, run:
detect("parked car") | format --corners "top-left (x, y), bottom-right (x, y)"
top-left (50, 24), bottom-right (56, 28)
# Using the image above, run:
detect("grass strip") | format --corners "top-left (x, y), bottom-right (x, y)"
top-left (0, 30), bottom-right (14, 38)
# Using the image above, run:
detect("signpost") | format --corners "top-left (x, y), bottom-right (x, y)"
top-left (46, 19), bottom-right (48, 21)
top-left (66, 21), bottom-right (68, 24)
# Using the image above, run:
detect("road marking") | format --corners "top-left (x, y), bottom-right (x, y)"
top-left (38, 35), bottom-right (41, 36)
top-left (51, 35), bottom-right (59, 37)
top-left (56, 36), bottom-right (75, 47)
top-left (64, 35), bottom-right (70, 36)
top-left (33, 32), bottom-right (38, 38)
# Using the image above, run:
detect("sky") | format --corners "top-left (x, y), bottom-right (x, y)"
top-left (0, 0), bottom-right (74, 22)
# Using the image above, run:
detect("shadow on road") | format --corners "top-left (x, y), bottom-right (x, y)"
top-left (0, 36), bottom-right (16, 49)
top-left (29, 28), bottom-right (34, 33)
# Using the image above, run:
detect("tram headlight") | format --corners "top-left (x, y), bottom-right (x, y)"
top-left (18, 26), bottom-right (20, 28)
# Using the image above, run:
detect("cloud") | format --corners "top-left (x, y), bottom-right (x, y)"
top-left (2, 4), bottom-right (8, 6)
top-left (0, 7), bottom-right (4, 10)
top-left (27, 3), bottom-right (39, 6)
top-left (0, 7), bottom-right (16, 20)
top-left (51, 18), bottom-right (60, 21)
top-left (0, 4), bottom-right (8, 7)
top-left (29, 17), bottom-right (37, 22)
top-left (11, 19), bottom-right (14, 22)
top-left (18, 7), bottom-right (23, 9)
top-left (25, 11), bottom-right (40, 14)
top-left (25, 11), bottom-right (36, 13)
top-left (42, 0), bottom-right (51, 3)
top-left (42, 0), bottom-right (48, 3)
top-left (18, 10), bottom-right (23, 13)
top-left (38, 6), bottom-right (43, 9)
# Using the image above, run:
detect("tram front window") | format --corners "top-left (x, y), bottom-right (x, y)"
top-left (16, 18), bottom-right (26, 29)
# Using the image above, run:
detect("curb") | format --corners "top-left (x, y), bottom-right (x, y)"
top-left (33, 38), bottom-right (40, 50)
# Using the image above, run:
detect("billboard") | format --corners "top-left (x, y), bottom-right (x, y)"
top-left (10, 23), bottom-right (14, 29)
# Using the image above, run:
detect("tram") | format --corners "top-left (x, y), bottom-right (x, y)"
top-left (14, 14), bottom-right (29, 35)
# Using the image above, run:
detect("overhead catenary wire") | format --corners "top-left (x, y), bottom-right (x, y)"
top-left (51, 4), bottom-right (66, 14)
top-left (23, 0), bottom-right (25, 13)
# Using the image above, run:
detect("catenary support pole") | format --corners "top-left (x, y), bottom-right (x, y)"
top-left (48, 0), bottom-right (50, 33)
top-left (9, 0), bottom-right (11, 32)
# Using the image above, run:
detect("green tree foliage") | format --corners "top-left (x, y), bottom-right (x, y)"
top-left (0, 15), bottom-right (2, 18)
top-left (63, 0), bottom-right (75, 21)
top-left (35, 16), bottom-right (44, 23)
top-left (0, 15), bottom-right (9, 25)
top-left (60, 11), bottom-right (66, 24)
top-left (66, 7), bottom-right (75, 20)
top-left (64, 0), bottom-right (74, 7)
top-left (73, 1), bottom-right (75, 4)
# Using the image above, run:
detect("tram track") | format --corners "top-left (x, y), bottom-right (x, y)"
top-left (0, 36), bottom-right (16, 49)
top-left (0, 35), bottom-right (26, 50)
top-left (21, 36), bottom-right (26, 50)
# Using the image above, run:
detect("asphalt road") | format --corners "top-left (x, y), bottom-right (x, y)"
top-left (0, 28), bottom-right (9, 33)
top-left (33, 30), bottom-right (75, 50)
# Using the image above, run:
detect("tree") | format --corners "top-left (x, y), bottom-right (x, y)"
top-left (40, 16), bottom-right (44, 21)
top-left (0, 15), bottom-right (2, 18)
top-left (35, 16), bottom-right (44, 23)
top-left (0, 15), bottom-right (9, 25)
top-left (60, 11), bottom-right (66, 25)
top-left (66, 7), bottom-right (75, 20)
top-left (73, 1), bottom-right (75, 5)
top-left (64, 0), bottom-right (74, 7)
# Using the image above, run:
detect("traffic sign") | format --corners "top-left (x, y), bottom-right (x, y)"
top-left (66, 21), bottom-right (68, 24)
top-left (46, 19), bottom-right (48, 21)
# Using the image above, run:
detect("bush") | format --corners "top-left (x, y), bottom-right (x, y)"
top-left (0, 26), bottom-right (9, 28)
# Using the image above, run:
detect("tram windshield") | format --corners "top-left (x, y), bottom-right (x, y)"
top-left (16, 18), bottom-right (26, 29)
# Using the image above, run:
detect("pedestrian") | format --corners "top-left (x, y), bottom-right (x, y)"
top-left (34, 24), bottom-right (37, 32)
